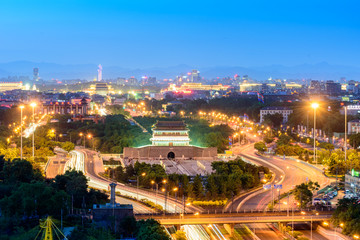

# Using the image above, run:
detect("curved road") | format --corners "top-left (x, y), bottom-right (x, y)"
top-left (74, 148), bottom-right (201, 214)
top-left (228, 144), bottom-right (331, 212)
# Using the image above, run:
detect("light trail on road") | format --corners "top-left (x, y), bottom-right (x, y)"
top-left (183, 225), bottom-right (210, 240)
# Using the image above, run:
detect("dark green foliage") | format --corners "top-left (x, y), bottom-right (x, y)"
top-left (293, 181), bottom-right (319, 208)
top-left (254, 141), bottom-right (267, 152)
top-left (276, 135), bottom-right (293, 145)
top-left (135, 219), bottom-right (170, 240)
top-left (53, 170), bottom-right (108, 209)
top-left (264, 136), bottom-right (275, 144)
top-left (52, 114), bottom-right (151, 153)
top-left (0, 181), bottom-right (69, 218)
top-left (119, 216), bottom-right (137, 238)
top-left (191, 175), bottom-right (204, 199)
top-left (275, 144), bottom-right (305, 156)
top-left (332, 198), bottom-right (360, 236)
top-left (68, 225), bottom-right (114, 240)
top-left (318, 142), bottom-right (335, 150)
top-left (0, 161), bottom-right (108, 238)
top-left (202, 158), bottom-right (269, 199)
top-left (263, 113), bottom-right (283, 128)
top-left (2, 158), bottom-right (43, 184)
top-left (350, 133), bottom-right (360, 149)
top-left (110, 158), bottom-right (267, 201)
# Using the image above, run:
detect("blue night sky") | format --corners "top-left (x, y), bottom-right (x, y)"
top-left (0, 0), bottom-right (359, 68)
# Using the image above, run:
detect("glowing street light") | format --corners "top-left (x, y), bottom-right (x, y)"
top-left (151, 180), bottom-right (159, 206)
top-left (311, 102), bottom-right (319, 165)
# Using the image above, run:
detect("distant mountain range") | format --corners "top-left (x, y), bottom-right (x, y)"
top-left (0, 61), bottom-right (359, 81)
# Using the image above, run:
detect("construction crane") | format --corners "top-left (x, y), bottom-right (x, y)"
top-left (34, 216), bottom-right (68, 240)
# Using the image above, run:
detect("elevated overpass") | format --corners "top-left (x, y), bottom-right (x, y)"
top-left (136, 212), bottom-right (332, 225)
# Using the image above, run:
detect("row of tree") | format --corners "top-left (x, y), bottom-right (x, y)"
top-left (107, 158), bottom-right (270, 201)
top-left (332, 198), bottom-right (360, 236)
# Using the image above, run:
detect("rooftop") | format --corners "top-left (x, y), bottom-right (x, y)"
top-left (153, 121), bottom-right (188, 130)
top-left (261, 106), bottom-right (291, 111)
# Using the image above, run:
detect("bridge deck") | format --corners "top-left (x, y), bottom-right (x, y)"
top-left (136, 212), bottom-right (332, 225)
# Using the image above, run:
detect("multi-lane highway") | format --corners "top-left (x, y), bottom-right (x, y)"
top-left (228, 143), bottom-right (331, 212)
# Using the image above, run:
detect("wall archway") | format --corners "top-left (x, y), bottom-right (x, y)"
top-left (167, 152), bottom-right (175, 159)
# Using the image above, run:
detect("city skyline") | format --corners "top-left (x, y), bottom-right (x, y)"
top-left (0, 0), bottom-right (359, 68)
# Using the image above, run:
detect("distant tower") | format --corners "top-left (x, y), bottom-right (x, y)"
top-left (33, 68), bottom-right (39, 82)
top-left (97, 64), bottom-right (102, 82)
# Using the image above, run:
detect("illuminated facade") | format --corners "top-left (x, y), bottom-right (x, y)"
top-left (150, 121), bottom-right (190, 146)
top-left (42, 98), bottom-right (88, 115)
top-left (0, 82), bottom-right (24, 91)
top-left (123, 120), bottom-right (217, 160)
top-left (179, 83), bottom-right (229, 91)
top-left (260, 106), bottom-right (293, 123)
top-left (88, 82), bottom-right (113, 96)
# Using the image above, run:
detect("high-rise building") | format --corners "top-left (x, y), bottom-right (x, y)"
top-left (190, 70), bottom-right (200, 82)
top-left (326, 80), bottom-right (342, 96)
top-left (127, 77), bottom-right (138, 86)
top-left (33, 68), bottom-right (39, 82)
top-left (97, 64), bottom-right (102, 82)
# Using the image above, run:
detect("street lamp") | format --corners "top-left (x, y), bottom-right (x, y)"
top-left (137, 172), bottom-right (146, 200)
top-left (173, 187), bottom-right (178, 214)
top-left (30, 102), bottom-right (36, 161)
top-left (311, 103), bottom-right (319, 166)
top-left (87, 134), bottom-right (93, 149)
top-left (19, 105), bottom-right (24, 160)
top-left (162, 179), bottom-right (168, 214)
top-left (51, 129), bottom-right (56, 141)
top-left (79, 132), bottom-right (85, 147)
top-left (151, 180), bottom-right (159, 207)
top-left (344, 105), bottom-right (348, 171)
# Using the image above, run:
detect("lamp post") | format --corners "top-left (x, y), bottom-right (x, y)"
top-left (30, 102), bottom-right (36, 160)
top-left (87, 134), bottom-right (93, 150)
top-left (163, 179), bottom-right (167, 215)
top-left (173, 187), bottom-right (178, 214)
top-left (311, 103), bottom-right (319, 166)
top-left (137, 172), bottom-right (146, 200)
top-left (344, 106), bottom-right (348, 171)
top-left (51, 129), bottom-right (56, 141)
top-left (151, 180), bottom-right (159, 207)
top-left (79, 132), bottom-right (85, 148)
top-left (19, 105), bottom-right (24, 159)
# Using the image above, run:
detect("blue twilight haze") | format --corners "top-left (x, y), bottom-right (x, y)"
top-left (0, 0), bottom-right (359, 68)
